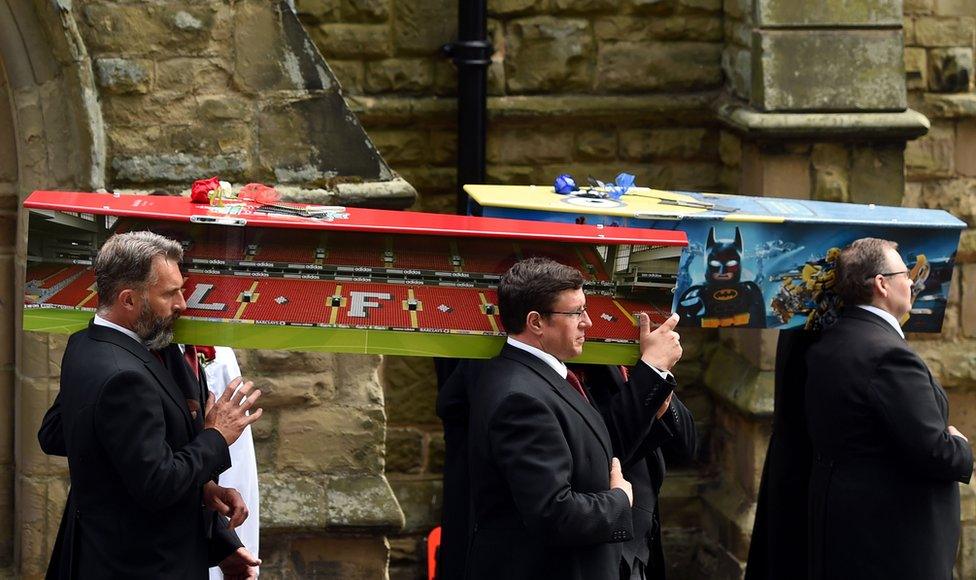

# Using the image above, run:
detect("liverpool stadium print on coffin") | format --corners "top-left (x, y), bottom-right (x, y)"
top-left (22, 191), bottom-right (687, 364)
top-left (464, 184), bottom-right (966, 333)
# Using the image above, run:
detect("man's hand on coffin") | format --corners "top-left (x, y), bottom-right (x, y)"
top-left (639, 312), bottom-right (682, 372)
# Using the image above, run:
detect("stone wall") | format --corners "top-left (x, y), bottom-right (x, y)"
top-left (1, 1), bottom-right (410, 578)
top-left (903, 0), bottom-right (976, 386)
top-left (234, 349), bottom-right (403, 578)
top-left (380, 357), bottom-right (444, 579)
top-left (79, 0), bottom-right (412, 204)
top-left (0, 58), bottom-right (15, 574)
top-left (902, 3), bottom-right (976, 573)
top-left (297, 0), bottom-right (728, 212)
top-left (2, 1), bottom-right (107, 574)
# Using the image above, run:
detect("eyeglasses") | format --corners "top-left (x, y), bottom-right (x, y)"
top-left (541, 305), bottom-right (588, 319)
top-left (871, 270), bottom-right (909, 281)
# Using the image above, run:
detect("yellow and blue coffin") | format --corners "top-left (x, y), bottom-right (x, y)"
top-left (465, 184), bottom-right (966, 333)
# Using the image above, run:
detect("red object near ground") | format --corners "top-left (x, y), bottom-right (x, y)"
top-left (427, 526), bottom-right (441, 580)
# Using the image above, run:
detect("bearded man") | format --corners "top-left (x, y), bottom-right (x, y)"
top-left (40, 231), bottom-right (263, 579)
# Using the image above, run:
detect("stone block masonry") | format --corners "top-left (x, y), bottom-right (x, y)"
top-left (298, 0), bottom-right (726, 210)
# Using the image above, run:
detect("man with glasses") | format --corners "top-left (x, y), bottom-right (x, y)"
top-left (805, 237), bottom-right (972, 580)
top-left (465, 257), bottom-right (684, 580)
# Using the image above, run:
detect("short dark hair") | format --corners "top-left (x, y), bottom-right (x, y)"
top-left (835, 237), bottom-right (899, 306)
top-left (498, 257), bottom-right (584, 334)
top-left (95, 231), bottom-right (183, 310)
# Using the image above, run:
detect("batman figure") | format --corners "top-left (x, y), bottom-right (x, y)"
top-left (676, 227), bottom-right (766, 328)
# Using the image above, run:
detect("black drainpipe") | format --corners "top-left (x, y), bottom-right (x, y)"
top-left (443, 0), bottom-right (493, 215)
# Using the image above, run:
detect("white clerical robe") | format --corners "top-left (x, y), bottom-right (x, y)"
top-left (206, 347), bottom-right (260, 578)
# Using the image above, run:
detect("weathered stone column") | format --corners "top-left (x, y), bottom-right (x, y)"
top-left (1, 1), bottom-right (107, 576)
top-left (0, 58), bottom-right (15, 575)
top-left (0, 59), bottom-right (17, 574)
top-left (702, 1), bottom-right (931, 576)
top-left (237, 349), bottom-right (405, 579)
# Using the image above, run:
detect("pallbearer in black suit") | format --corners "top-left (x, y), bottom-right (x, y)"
top-left (41, 232), bottom-right (264, 579)
top-left (437, 343), bottom-right (693, 580)
top-left (805, 238), bottom-right (973, 580)
top-left (467, 257), bottom-right (687, 580)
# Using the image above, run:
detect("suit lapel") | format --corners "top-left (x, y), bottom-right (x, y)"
top-left (501, 345), bottom-right (613, 461)
top-left (87, 323), bottom-right (194, 434)
top-left (144, 351), bottom-right (196, 436)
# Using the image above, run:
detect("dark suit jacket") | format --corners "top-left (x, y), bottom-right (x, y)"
top-left (437, 358), bottom-right (693, 580)
top-left (580, 364), bottom-right (696, 578)
top-left (465, 345), bottom-right (634, 580)
top-left (805, 307), bottom-right (973, 580)
top-left (39, 324), bottom-right (236, 579)
top-left (434, 358), bottom-right (484, 580)
top-left (745, 330), bottom-right (816, 580)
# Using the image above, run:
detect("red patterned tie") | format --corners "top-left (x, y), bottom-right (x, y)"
top-left (184, 344), bottom-right (200, 382)
top-left (618, 365), bottom-right (630, 382)
top-left (566, 370), bottom-right (589, 403)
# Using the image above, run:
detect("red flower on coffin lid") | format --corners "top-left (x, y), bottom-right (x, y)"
top-left (190, 177), bottom-right (220, 203)
top-left (238, 183), bottom-right (280, 204)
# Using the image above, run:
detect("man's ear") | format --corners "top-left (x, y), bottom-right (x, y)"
top-left (871, 276), bottom-right (887, 300)
top-left (118, 288), bottom-right (138, 312)
top-left (526, 311), bottom-right (544, 335)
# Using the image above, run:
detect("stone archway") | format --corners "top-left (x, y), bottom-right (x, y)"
top-left (0, 0), bottom-right (104, 574)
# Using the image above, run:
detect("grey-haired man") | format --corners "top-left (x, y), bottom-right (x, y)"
top-left (40, 231), bottom-right (263, 579)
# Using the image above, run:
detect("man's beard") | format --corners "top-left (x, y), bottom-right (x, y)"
top-left (134, 299), bottom-right (177, 350)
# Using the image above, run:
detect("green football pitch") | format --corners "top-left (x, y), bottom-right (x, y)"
top-left (23, 309), bottom-right (640, 364)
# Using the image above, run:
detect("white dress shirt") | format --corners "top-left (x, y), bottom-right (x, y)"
top-left (506, 336), bottom-right (671, 381)
top-left (92, 314), bottom-right (143, 345)
top-left (506, 336), bottom-right (568, 378)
